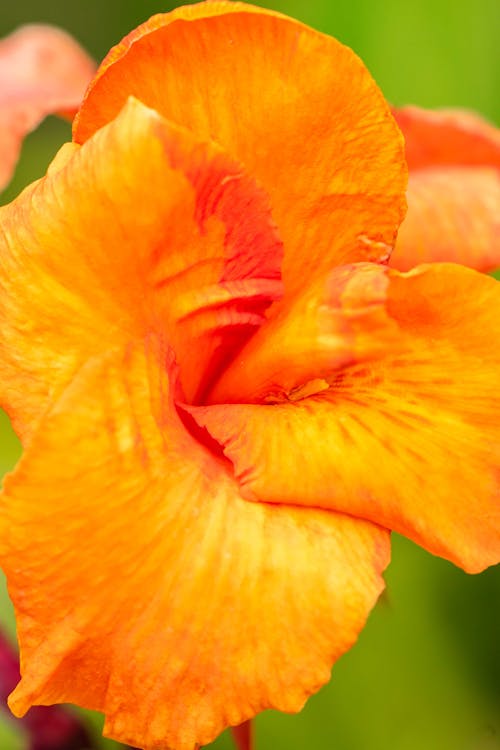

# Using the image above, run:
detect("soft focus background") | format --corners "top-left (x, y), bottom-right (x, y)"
top-left (1, 1), bottom-right (499, 749)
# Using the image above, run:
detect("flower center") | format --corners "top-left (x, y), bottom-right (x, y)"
top-left (262, 378), bottom-right (330, 404)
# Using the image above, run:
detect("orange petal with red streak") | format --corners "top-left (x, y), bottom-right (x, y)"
top-left (73, 1), bottom-right (407, 293)
top-left (0, 340), bottom-right (390, 750)
top-left (0, 97), bottom-right (282, 439)
top-left (0, 24), bottom-right (95, 190)
top-left (190, 263), bottom-right (500, 573)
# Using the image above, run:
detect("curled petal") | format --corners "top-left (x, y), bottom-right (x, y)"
top-left (392, 167), bottom-right (500, 271)
top-left (73, 1), bottom-right (407, 293)
top-left (207, 263), bottom-right (405, 404)
top-left (190, 263), bottom-right (500, 573)
top-left (0, 341), bottom-right (389, 750)
top-left (0, 97), bottom-right (282, 438)
top-left (0, 24), bottom-right (95, 190)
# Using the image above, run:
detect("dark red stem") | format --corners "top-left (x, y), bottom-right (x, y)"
top-left (231, 720), bottom-right (254, 750)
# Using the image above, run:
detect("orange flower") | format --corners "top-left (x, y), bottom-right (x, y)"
top-left (0, 3), bottom-right (499, 750)
top-left (0, 24), bottom-right (95, 190)
top-left (391, 106), bottom-right (500, 271)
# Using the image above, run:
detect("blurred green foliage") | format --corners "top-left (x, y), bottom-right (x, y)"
top-left (1, 1), bottom-right (499, 749)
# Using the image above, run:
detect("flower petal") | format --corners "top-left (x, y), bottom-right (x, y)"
top-left (0, 340), bottom-right (389, 750)
top-left (391, 167), bottom-right (500, 271)
top-left (73, 1), bottom-right (407, 292)
top-left (392, 106), bottom-right (500, 170)
top-left (0, 97), bottom-right (282, 438)
top-left (207, 263), bottom-right (405, 404)
top-left (0, 24), bottom-right (95, 190)
top-left (190, 263), bottom-right (500, 573)
top-left (391, 106), bottom-right (500, 271)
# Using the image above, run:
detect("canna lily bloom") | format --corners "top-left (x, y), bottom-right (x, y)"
top-left (391, 106), bottom-right (500, 271)
top-left (0, 3), bottom-right (499, 749)
top-left (0, 24), bottom-right (95, 191)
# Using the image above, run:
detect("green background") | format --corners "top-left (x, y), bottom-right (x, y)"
top-left (1, 1), bottom-right (499, 749)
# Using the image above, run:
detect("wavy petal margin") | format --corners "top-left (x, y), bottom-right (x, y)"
top-left (0, 341), bottom-right (389, 750)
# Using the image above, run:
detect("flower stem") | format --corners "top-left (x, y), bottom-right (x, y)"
top-left (231, 720), bottom-right (253, 750)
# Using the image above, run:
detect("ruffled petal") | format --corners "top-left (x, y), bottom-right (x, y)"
top-left (0, 97), bottom-right (282, 438)
top-left (189, 263), bottom-right (500, 573)
top-left (73, 1), bottom-right (407, 293)
top-left (0, 24), bottom-right (95, 190)
top-left (391, 106), bottom-right (500, 271)
top-left (0, 340), bottom-right (389, 750)
top-left (392, 167), bottom-right (500, 271)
